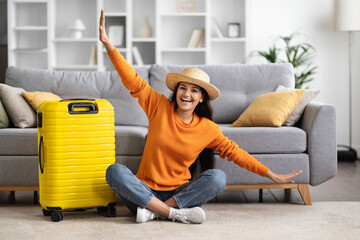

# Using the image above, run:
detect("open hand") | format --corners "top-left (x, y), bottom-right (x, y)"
top-left (99, 9), bottom-right (115, 52)
top-left (266, 170), bottom-right (303, 184)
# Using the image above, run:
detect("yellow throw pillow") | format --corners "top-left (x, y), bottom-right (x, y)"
top-left (22, 92), bottom-right (62, 111)
top-left (231, 90), bottom-right (305, 127)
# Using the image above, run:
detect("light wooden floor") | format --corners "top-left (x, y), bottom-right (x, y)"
top-left (1, 160), bottom-right (359, 205)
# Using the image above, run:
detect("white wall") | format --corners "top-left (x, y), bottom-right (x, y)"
top-left (247, 0), bottom-right (360, 152)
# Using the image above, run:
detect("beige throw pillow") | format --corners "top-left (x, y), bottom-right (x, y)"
top-left (275, 85), bottom-right (320, 126)
top-left (0, 84), bottom-right (36, 128)
top-left (22, 91), bottom-right (62, 111)
top-left (0, 100), bottom-right (10, 128)
top-left (231, 90), bottom-right (305, 127)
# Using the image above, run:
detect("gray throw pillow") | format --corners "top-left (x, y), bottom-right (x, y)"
top-left (0, 84), bottom-right (36, 128)
top-left (0, 100), bottom-right (10, 128)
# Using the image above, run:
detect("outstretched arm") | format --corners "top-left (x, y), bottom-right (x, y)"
top-left (265, 170), bottom-right (302, 184)
top-left (209, 131), bottom-right (303, 184)
top-left (99, 9), bottom-right (115, 52)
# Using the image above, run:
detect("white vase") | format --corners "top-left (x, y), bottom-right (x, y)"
top-left (138, 16), bottom-right (152, 38)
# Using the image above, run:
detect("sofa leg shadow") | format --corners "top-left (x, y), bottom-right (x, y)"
top-left (259, 189), bottom-right (263, 203)
top-left (33, 191), bottom-right (38, 204)
top-left (8, 191), bottom-right (15, 204)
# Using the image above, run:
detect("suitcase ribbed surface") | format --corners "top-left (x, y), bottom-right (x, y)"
top-left (38, 99), bottom-right (116, 211)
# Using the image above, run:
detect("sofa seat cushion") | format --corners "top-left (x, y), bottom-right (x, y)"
top-left (0, 126), bottom-right (148, 156)
top-left (218, 124), bottom-right (306, 154)
top-left (115, 126), bottom-right (147, 156)
top-left (0, 128), bottom-right (38, 155)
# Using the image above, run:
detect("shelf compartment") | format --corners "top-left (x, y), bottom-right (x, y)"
top-left (55, 42), bottom-right (98, 67)
top-left (161, 52), bottom-right (205, 65)
top-left (133, 0), bottom-right (156, 38)
top-left (55, 0), bottom-right (97, 39)
top-left (103, 0), bottom-right (127, 13)
top-left (105, 16), bottom-right (127, 48)
top-left (133, 42), bottom-right (156, 65)
top-left (209, 41), bottom-right (246, 64)
top-left (210, 0), bottom-right (246, 38)
top-left (13, 51), bottom-right (48, 69)
top-left (161, 16), bottom-right (205, 49)
top-left (15, 30), bottom-right (47, 49)
top-left (14, 1), bottom-right (47, 27)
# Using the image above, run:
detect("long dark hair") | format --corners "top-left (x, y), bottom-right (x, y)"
top-left (170, 82), bottom-right (215, 177)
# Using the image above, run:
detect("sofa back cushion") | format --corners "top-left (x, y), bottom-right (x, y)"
top-left (5, 66), bottom-right (149, 127)
top-left (149, 63), bottom-right (295, 124)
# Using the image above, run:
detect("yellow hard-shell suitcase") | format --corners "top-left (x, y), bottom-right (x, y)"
top-left (37, 99), bottom-right (116, 222)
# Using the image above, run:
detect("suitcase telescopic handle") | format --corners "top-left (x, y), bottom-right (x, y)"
top-left (68, 102), bottom-right (99, 114)
top-left (60, 98), bottom-right (96, 102)
top-left (39, 136), bottom-right (44, 174)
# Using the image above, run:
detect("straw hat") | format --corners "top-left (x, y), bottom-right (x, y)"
top-left (166, 68), bottom-right (220, 100)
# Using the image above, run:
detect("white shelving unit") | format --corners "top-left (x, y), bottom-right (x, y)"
top-left (8, 0), bottom-right (49, 69)
top-left (8, 0), bottom-right (249, 71)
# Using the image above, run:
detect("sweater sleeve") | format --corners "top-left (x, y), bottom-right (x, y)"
top-left (108, 48), bottom-right (162, 121)
top-left (207, 128), bottom-right (269, 177)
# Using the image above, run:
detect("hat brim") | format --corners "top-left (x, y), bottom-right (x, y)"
top-left (166, 72), bottom-right (220, 100)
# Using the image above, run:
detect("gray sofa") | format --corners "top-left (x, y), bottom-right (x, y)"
top-left (0, 63), bottom-right (337, 205)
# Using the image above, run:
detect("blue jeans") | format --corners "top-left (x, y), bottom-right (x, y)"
top-left (106, 163), bottom-right (226, 215)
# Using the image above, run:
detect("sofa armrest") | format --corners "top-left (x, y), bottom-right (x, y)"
top-left (300, 102), bottom-right (337, 186)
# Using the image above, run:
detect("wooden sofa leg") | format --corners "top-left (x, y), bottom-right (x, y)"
top-left (297, 184), bottom-right (312, 205)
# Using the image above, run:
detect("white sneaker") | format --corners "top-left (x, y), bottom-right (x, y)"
top-left (136, 207), bottom-right (158, 223)
top-left (173, 207), bottom-right (206, 224)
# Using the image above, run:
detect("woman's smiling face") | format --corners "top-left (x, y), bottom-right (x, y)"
top-left (176, 82), bottom-right (204, 113)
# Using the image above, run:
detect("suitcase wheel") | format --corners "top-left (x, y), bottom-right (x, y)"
top-left (42, 209), bottom-right (52, 216)
top-left (96, 206), bottom-right (107, 213)
top-left (107, 203), bottom-right (116, 218)
top-left (51, 211), bottom-right (64, 222)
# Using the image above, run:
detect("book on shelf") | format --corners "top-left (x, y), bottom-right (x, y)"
top-left (211, 18), bottom-right (224, 38)
top-left (132, 46), bottom-right (144, 66)
top-left (187, 28), bottom-right (205, 48)
top-left (88, 45), bottom-right (97, 65)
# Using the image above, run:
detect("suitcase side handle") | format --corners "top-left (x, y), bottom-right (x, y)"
top-left (68, 102), bottom-right (99, 114)
top-left (39, 136), bottom-right (44, 174)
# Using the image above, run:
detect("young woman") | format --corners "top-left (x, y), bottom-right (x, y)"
top-left (99, 9), bottom-right (302, 224)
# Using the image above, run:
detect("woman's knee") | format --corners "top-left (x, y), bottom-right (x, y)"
top-left (204, 169), bottom-right (226, 192)
top-left (106, 163), bottom-right (130, 185)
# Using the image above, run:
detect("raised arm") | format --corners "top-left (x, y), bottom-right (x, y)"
top-left (99, 9), bottom-right (115, 52)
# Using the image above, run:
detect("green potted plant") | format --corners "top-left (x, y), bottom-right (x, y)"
top-left (252, 32), bottom-right (318, 89)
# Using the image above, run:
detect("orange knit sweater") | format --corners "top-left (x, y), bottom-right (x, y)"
top-left (108, 49), bottom-right (269, 191)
